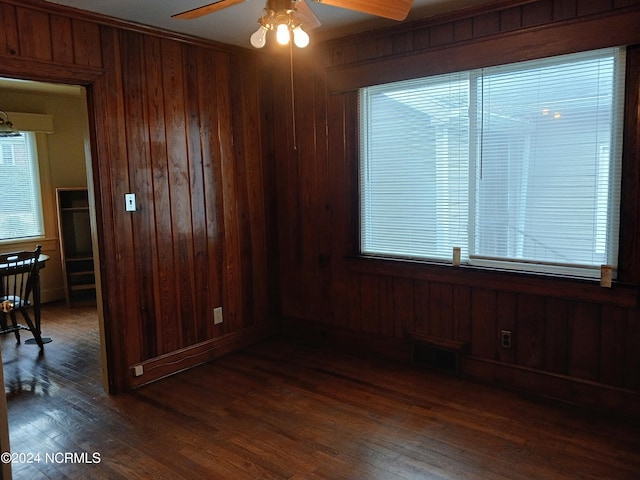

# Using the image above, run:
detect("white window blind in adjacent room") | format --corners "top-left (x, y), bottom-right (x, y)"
top-left (359, 47), bottom-right (625, 278)
top-left (0, 132), bottom-right (44, 241)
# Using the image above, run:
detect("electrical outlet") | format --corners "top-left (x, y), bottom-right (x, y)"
top-left (500, 330), bottom-right (512, 349)
top-left (133, 365), bottom-right (143, 377)
top-left (213, 306), bottom-right (223, 325)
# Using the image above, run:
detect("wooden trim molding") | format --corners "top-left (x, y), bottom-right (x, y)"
top-left (463, 356), bottom-right (640, 419)
top-left (129, 324), bottom-right (275, 388)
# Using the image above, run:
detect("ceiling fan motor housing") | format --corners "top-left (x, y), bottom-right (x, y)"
top-left (267, 0), bottom-right (297, 13)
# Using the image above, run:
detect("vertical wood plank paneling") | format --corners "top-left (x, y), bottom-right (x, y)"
top-left (599, 305), bottom-right (628, 386)
top-left (326, 92), bottom-right (351, 327)
top-left (355, 40), bottom-right (378, 62)
top-left (453, 18), bottom-right (473, 42)
top-left (0, 3), bottom-right (19, 55)
top-left (49, 15), bottom-right (73, 64)
top-left (379, 277), bottom-right (395, 337)
top-left (430, 24), bottom-right (454, 47)
top-left (471, 289), bottom-right (497, 358)
top-left (391, 32), bottom-right (413, 55)
top-left (429, 283), bottom-right (454, 339)
top-left (522, 0), bottom-right (554, 26)
top-left (413, 28), bottom-right (429, 50)
top-left (272, 56), bottom-right (302, 319)
top-left (393, 278), bottom-right (414, 339)
top-left (16, 6), bottom-right (51, 60)
top-left (577, 0), bottom-right (615, 16)
top-left (228, 55), bottom-right (253, 330)
top-left (312, 52), bottom-right (333, 323)
top-left (413, 281), bottom-right (431, 335)
top-left (500, 7), bottom-right (522, 31)
top-left (516, 294), bottom-right (546, 369)
top-left (121, 31), bottom-right (158, 360)
top-left (453, 285), bottom-right (472, 344)
top-left (233, 53), bottom-right (267, 328)
top-left (553, 0), bottom-right (578, 20)
top-left (72, 19), bottom-right (102, 67)
top-left (544, 298), bottom-right (570, 374)
top-left (360, 274), bottom-right (381, 334)
top-left (196, 47), bottom-right (224, 339)
top-left (624, 311), bottom-right (640, 390)
top-left (347, 272), bottom-right (361, 331)
top-left (568, 302), bottom-right (601, 381)
top-left (163, 39), bottom-right (196, 348)
top-left (184, 45), bottom-right (211, 341)
top-left (294, 51), bottom-right (321, 319)
top-left (216, 51), bottom-right (243, 333)
top-left (143, 34), bottom-right (175, 357)
top-left (473, 12), bottom-right (501, 37)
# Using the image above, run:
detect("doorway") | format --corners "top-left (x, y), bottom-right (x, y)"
top-left (0, 75), bottom-right (107, 382)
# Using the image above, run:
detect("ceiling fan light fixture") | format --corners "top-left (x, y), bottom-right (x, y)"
top-left (0, 111), bottom-right (20, 138)
top-left (250, 23), bottom-right (269, 48)
top-left (275, 23), bottom-right (291, 45)
top-left (250, 1), bottom-right (310, 49)
top-left (292, 25), bottom-right (309, 48)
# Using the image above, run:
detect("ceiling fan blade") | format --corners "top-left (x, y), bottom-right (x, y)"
top-left (172, 0), bottom-right (246, 20)
top-left (313, 0), bottom-right (413, 21)
top-left (293, 0), bottom-right (322, 30)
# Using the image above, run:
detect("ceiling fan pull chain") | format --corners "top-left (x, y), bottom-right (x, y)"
top-left (290, 40), bottom-right (298, 151)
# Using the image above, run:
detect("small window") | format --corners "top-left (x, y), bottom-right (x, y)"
top-left (359, 48), bottom-right (625, 279)
top-left (0, 132), bottom-right (44, 241)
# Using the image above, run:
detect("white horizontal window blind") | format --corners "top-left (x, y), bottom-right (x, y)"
top-left (0, 132), bottom-right (44, 241)
top-left (360, 72), bottom-right (470, 261)
top-left (360, 48), bottom-right (625, 278)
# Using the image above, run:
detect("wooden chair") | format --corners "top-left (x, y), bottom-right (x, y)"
top-left (0, 245), bottom-right (45, 349)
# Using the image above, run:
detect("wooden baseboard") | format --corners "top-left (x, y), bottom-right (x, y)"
top-left (282, 317), bottom-right (640, 419)
top-left (281, 316), bottom-right (411, 362)
top-left (129, 324), bottom-right (275, 388)
top-left (462, 356), bottom-right (640, 419)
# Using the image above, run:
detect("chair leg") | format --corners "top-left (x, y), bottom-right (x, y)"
top-left (20, 311), bottom-right (43, 349)
top-left (10, 311), bottom-right (20, 343)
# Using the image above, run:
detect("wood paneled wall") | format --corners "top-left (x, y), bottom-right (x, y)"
top-left (0, 0), bottom-right (277, 392)
top-left (274, 0), bottom-right (640, 417)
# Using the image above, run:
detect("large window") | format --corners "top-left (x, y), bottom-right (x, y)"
top-left (0, 132), bottom-right (44, 241)
top-left (359, 48), bottom-right (626, 278)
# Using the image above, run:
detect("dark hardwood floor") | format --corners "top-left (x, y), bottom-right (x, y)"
top-left (2, 301), bottom-right (639, 479)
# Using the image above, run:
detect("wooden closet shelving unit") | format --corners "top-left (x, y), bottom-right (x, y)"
top-left (56, 187), bottom-right (96, 307)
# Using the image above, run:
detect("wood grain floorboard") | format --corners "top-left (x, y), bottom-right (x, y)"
top-left (2, 301), bottom-right (639, 479)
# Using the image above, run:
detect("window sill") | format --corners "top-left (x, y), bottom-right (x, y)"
top-left (347, 255), bottom-right (639, 308)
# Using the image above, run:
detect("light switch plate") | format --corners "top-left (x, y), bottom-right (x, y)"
top-left (125, 193), bottom-right (136, 212)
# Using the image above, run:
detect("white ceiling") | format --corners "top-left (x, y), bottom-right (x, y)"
top-left (43, 0), bottom-right (496, 49)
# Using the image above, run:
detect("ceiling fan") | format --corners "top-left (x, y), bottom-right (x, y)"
top-left (172, 0), bottom-right (414, 49)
